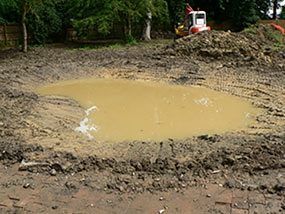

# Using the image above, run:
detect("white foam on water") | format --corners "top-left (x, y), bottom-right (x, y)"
top-left (75, 106), bottom-right (99, 140)
top-left (194, 97), bottom-right (213, 107)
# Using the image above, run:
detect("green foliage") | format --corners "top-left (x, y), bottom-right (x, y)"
top-left (67, 0), bottom-right (168, 38)
top-left (109, 43), bottom-right (123, 49)
top-left (279, 6), bottom-right (285, 19)
top-left (26, 0), bottom-right (62, 44)
top-left (0, 0), bottom-right (20, 24)
top-left (125, 35), bottom-right (137, 45)
top-left (165, 0), bottom-right (185, 25)
top-left (165, 0), bottom-right (261, 30)
top-left (67, 0), bottom-right (119, 36)
top-left (255, 0), bottom-right (271, 19)
top-left (0, 0), bottom-right (283, 47)
top-left (152, 0), bottom-right (170, 25)
top-left (218, 0), bottom-right (259, 30)
top-left (242, 24), bottom-right (284, 50)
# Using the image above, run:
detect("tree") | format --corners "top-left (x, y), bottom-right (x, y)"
top-left (67, 0), bottom-right (121, 37)
top-left (68, 0), bottom-right (168, 41)
top-left (272, 0), bottom-right (282, 19)
top-left (20, 0), bottom-right (45, 52)
top-left (279, 5), bottom-right (285, 19)
top-left (166, 0), bottom-right (187, 25)
top-left (142, 0), bottom-right (169, 41)
top-left (142, 1), bottom-right (152, 41)
top-left (26, 0), bottom-right (63, 44)
top-left (0, 0), bottom-right (20, 24)
top-left (255, 0), bottom-right (271, 19)
top-left (221, 0), bottom-right (259, 30)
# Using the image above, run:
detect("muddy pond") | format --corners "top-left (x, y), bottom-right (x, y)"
top-left (36, 78), bottom-right (262, 142)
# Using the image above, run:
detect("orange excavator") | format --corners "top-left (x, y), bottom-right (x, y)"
top-left (175, 3), bottom-right (211, 37)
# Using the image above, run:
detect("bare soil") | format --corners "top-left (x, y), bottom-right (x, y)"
top-left (0, 28), bottom-right (284, 213)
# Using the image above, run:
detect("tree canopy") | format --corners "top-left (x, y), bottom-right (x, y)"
top-left (280, 5), bottom-right (285, 19)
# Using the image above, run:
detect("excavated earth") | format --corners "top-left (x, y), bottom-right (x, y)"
top-left (0, 28), bottom-right (285, 213)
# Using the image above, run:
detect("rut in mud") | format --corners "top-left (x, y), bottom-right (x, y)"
top-left (0, 27), bottom-right (284, 196)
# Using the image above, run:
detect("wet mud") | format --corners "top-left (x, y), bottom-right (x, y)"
top-left (36, 78), bottom-right (261, 142)
top-left (0, 29), bottom-right (284, 213)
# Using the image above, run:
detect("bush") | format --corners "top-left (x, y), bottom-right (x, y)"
top-left (125, 35), bottom-right (137, 46)
top-left (27, 0), bottom-right (62, 44)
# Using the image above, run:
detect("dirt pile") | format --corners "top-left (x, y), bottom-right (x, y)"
top-left (242, 24), bottom-right (285, 45)
top-left (166, 29), bottom-right (282, 65)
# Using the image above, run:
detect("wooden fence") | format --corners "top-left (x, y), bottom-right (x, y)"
top-left (258, 20), bottom-right (285, 28)
top-left (1, 20), bottom-right (284, 46)
top-left (0, 24), bottom-right (22, 46)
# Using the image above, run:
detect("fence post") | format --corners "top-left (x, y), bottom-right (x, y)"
top-left (3, 24), bottom-right (8, 45)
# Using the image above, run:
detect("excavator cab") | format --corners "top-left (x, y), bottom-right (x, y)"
top-left (187, 11), bottom-right (210, 33)
top-left (175, 4), bottom-right (210, 38)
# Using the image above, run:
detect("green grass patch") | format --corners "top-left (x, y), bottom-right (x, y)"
top-left (69, 39), bottom-right (172, 51)
top-left (109, 43), bottom-right (123, 50)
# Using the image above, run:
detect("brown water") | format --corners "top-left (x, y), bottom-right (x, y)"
top-left (36, 78), bottom-right (262, 142)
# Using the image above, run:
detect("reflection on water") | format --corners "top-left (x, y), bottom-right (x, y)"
top-left (36, 78), bottom-right (262, 142)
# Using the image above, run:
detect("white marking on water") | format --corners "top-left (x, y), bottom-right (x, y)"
top-left (194, 97), bottom-right (213, 107)
top-left (75, 106), bottom-right (99, 140)
top-left (86, 106), bottom-right (98, 116)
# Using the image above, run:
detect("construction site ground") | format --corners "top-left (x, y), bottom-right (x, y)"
top-left (0, 26), bottom-right (284, 213)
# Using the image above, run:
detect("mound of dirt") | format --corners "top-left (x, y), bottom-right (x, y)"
top-left (166, 29), bottom-right (282, 64)
top-left (242, 24), bottom-right (285, 45)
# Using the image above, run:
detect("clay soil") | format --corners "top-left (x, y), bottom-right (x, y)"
top-left (0, 28), bottom-right (284, 213)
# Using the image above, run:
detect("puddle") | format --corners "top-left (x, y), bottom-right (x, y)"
top-left (36, 78), bottom-right (262, 142)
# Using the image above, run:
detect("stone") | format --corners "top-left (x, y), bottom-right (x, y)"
top-left (50, 169), bottom-right (57, 176)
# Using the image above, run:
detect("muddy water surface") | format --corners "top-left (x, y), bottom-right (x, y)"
top-left (36, 78), bottom-right (262, 142)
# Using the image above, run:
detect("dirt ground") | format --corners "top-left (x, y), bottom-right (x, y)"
top-left (0, 27), bottom-right (284, 213)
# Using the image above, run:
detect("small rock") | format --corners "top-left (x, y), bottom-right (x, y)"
top-left (8, 195), bottom-right (20, 201)
top-left (65, 181), bottom-right (76, 190)
top-left (211, 170), bottom-right (221, 174)
top-left (52, 205), bottom-right (58, 210)
top-left (23, 183), bottom-right (30, 189)
top-left (50, 169), bottom-right (57, 176)
top-left (248, 184), bottom-right (259, 191)
top-left (207, 194), bottom-right (211, 198)
top-left (273, 184), bottom-right (285, 192)
top-left (281, 202), bottom-right (285, 210)
top-left (119, 186), bottom-right (125, 192)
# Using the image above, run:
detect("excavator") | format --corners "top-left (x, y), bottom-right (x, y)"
top-left (175, 3), bottom-right (211, 38)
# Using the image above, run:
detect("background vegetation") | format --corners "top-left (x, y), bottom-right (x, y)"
top-left (0, 0), bottom-right (284, 49)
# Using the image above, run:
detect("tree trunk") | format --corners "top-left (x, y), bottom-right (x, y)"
top-left (127, 15), bottom-right (131, 37)
top-left (22, 6), bottom-right (28, 52)
top-left (123, 15), bottom-right (132, 40)
top-left (142, 8), bottom-right (152, 41)
top-left (3, 24), bottom-right (8, 45)
top-left (273, 0), bottom-right (278, 20)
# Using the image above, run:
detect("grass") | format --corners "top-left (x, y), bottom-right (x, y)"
top-left (0, 40), bottom-right (18, 47)
top-left (243, 24), bottom-right (285, 50)
top-left (109, 43), bottom-right (123, 50)
top-left (69, 39), bottom-right (172, 51)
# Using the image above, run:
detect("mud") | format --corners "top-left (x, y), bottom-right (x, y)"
top-left (0, 29), bottom-right (285, 213)
top-left (36, 78), bottom-right (261, 142)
